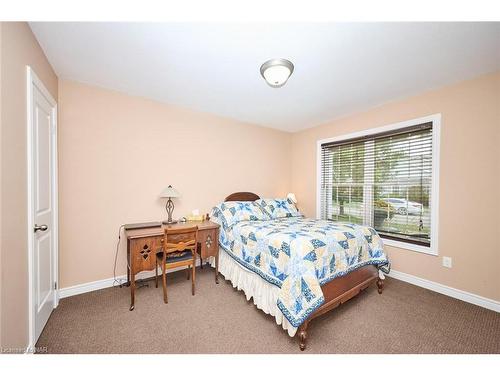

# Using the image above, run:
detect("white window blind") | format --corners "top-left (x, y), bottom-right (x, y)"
top-left (320, 122), bottom-right (433, 247)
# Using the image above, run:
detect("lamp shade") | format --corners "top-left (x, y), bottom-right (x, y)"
top-left (159, 185), bottom-right (181, 198)
top-left (287, 192), bottom-right (297, 204)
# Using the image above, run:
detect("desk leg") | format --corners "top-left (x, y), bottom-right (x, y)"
top-left (215, 249), bottom-right (219, 284)
top-left (126, 240), bottom-right (131, 287)
top-left (197, 243), bottom-right (203, 269)
top-left (129, 273), bottom-right (135, 311)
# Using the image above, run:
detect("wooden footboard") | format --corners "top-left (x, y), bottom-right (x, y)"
top-left (298, 265), bottom-right (383, 350)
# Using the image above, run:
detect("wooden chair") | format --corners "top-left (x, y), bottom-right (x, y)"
top-left (155, 226), bottom-right (198, 303)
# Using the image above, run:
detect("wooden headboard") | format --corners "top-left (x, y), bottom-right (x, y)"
top-left (224, 192), bottom-right (260, 202)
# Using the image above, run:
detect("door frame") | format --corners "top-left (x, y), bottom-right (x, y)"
top-left (26, 66), bottom-right (59, 350)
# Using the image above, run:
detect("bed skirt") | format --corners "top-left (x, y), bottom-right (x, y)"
top-left (209, 249), bottom-right (298, 337)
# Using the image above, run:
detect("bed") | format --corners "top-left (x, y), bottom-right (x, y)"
top-left (211, 192), bottom-right (389, 350)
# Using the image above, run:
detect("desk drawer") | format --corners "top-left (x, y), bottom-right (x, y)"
top-left (198, 228), bottom-right (218, 258)
top-left (130, 236), bottom-right (162, 274)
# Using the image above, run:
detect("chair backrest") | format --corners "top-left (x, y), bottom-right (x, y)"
top-left (163, 226), bottom-right (198, 255)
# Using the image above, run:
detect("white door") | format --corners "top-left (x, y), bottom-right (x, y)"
top-left (27, 67), bottom-right (58, 346)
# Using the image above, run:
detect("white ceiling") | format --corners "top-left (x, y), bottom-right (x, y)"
top-left (30, 22), bottom-right (500, 132)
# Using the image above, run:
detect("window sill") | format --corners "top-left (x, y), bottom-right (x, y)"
top-left (382, 238), bottom-right (438, 256)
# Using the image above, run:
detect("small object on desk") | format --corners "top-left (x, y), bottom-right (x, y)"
top-left (205, 213), bottom-right (210, 221)
top-left (186, 214), bottom-right (204, 221)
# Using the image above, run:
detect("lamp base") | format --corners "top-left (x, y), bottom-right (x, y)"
top-left (162, 220), bottom-right (178, 225)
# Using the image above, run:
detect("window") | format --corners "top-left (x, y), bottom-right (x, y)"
top-left (317, 115), bottom-right (440, 255)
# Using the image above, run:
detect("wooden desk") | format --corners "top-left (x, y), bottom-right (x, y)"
top-left (125, 221), bottom-right (220, 311)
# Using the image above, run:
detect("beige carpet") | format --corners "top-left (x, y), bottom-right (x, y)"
top-left (36, 268), bottom-right (500, 354)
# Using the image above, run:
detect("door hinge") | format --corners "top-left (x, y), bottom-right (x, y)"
top-left (54, 281), bottom-right (57, 290)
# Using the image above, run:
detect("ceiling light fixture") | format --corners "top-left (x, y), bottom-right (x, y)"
top-left (260, 58), bottom-right (294, 88)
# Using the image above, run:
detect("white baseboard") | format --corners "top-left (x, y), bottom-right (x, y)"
top-left (58, 276), bottom-right (119, 299)
top-left (388, 269), bottom-right (500, 313)
top-left (59, 259), bottom-right (204, 299)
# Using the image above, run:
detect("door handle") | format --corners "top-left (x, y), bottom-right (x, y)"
top-left (34, 224), bottom-right (48, 233)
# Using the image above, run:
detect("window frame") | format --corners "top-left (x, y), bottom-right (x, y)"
top-left (316, 114), bottom-right (441, 256)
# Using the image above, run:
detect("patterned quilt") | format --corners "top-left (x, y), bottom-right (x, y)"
top-left (215, 216), bottom-right (389, 327)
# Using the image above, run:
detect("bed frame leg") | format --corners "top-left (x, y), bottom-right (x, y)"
top-left (298, 322), bottom-right (309, 351)
top-left (377, 277), bottom-right (384, 294)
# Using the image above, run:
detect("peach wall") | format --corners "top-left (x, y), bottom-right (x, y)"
top-left (0, 22), bottom-right (58, 350)
top-left (58, 80), bottom-right (292, 288)
top-left (291, 71), bottom-right (500, 301)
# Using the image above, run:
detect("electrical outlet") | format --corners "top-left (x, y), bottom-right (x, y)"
top-left (442, 256), bottom-right (452, 268)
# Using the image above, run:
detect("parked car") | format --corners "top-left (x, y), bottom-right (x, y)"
top-left (382, 198), bottom-right (423, 215)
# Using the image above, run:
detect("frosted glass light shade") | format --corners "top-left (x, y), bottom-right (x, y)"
top-left (260, 58), bottom-right (294, 88)
top-left (263, 65), bottom-right (291, 87)
top-left (159, 185), bottom-right (181, 198)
